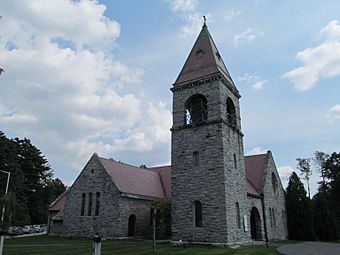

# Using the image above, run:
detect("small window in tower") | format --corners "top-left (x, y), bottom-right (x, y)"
top-left (196, 48), bottom-right (204, 59)
top-left (233, 153), bottom-right (237, 169)
top-left (91, 168), bottom-right (95, 174)
top-left (236, 202), bottom-right (241, 229)
top-left (185, 95), bottom-right (207, 125)
top-left (193, 151), bottom-right (199, 167)
top-left (226, 97), bottom-right (236, 127)
top-left (216, 51), bottom-right (221, 60)
top-left (193, 200), bottom-right (202, 227)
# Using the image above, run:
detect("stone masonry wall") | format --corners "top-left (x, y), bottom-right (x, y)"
top-left (63, 154), bottom-right (121, 238)
top-left (261, 152), bottom-right (287, 241)
top-left (171, 78), bottom-right (249, 244)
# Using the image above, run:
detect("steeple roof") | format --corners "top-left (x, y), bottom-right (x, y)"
top-left (174, 23), bottom-right (236, 90)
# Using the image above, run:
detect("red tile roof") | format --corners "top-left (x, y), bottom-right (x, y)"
top-left (245, 153), bottom-right (268, 195)
top-left (174, 24), bottom-right (235, 89)
top-left (99, 157), bottom-right (167, 199)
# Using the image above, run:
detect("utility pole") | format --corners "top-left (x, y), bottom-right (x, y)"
top-left (0, 170), bottom-right (11, 255)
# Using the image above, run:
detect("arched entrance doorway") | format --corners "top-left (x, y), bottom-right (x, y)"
top-left (250, 207), bottom-right (262, 240)
top-left (128, 214), bottom-right (136, 237)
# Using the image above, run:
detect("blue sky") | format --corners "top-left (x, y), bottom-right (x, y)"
top-left (0, 0), bottom-right (339, 195)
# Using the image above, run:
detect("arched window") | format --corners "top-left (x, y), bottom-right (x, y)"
top-left (194, 200), bottom-right (202, 227)
top-left (95, 192), bottom-right (100, 216)
top-left (185, 95), bottom-right (207, 125)
top-left (236, 202), bottom-right (241, 229)
top-left (80, 193), bottom-right (86, 216)
top-left (226, 97), bottom-right (236, 127)
top-left (233, 153), bottom-right (237, 169)
top-left (272, 172), bottom-right (278, 193)
top-left (88, 192), bottom-right (93, 216)
top-left (193, 151), bottom-right (199, 167)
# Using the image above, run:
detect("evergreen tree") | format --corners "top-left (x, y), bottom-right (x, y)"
top-left (323, 152), bottom-right (340, 235)
top-left (312, 184), bottom-right (338, 240)
top-left (0, 131), bottom-right (66, 226)
top-left (286, 172), bottom-right (315, 240)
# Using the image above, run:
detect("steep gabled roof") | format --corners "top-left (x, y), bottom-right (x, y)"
top-left (99, 157), bottom-right (167, 199)
top-left (174, 23), bottom-right (236, 90)
top-left (245, 153), bottom-right (268, 195)
top-left (149, 165), bottom-right (171, 199)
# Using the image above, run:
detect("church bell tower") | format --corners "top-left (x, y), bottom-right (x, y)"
top-left (171, 21), bottom-right (249, 244)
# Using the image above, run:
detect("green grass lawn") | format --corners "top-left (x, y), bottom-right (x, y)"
top-left (4, 235), bottom-right (282, 255)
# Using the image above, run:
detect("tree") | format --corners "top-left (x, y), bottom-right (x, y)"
top-left (0, 131), bottom-right (66, 225)
top-left (312, 184), bottom-right (338, 240)
top-left (296, 158), bottom-right (312, 198)
top-left (322, 152), bottom-right (340, 234)
top-left (313, 151), bottom-right (329, 185)
top-left (286, 172), bottom-right (315, 240)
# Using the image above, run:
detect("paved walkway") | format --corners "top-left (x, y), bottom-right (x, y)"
top-left (277, 241), bottom-right (340, 255)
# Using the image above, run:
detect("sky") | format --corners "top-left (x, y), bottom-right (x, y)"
top-left (0, 0), bottom-right (339, 196)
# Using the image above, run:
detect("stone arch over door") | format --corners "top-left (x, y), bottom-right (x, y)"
top-left (250, 207), bottom-right (262, 240)
top-left (128, 214), bottom-right (136, 237)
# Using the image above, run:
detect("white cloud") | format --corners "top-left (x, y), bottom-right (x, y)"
top-left (238, 73), bottom-right (268, 90)
top-left (224, 9), bottom-right (241, 22)
top-left (166, 0), bottom-right (212, 37)
top-left (0, 0), bottom-right (172, 177)
top-left (247, 147), bottom-right (267, 155)
top-left (278, 165), bottom-right (294, 188)
top-left (327, 104), bottom-right (340, 121)
top-left (234, 28), bottom-right (264, 46)
top-left (167, 0), bottom-right (198, 12)
top-left (284, 20), bottom-right (340, 91)
top-left (320, 20), bottom-right (340, 40)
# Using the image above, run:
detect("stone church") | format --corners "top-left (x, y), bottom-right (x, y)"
top-left (48, 23), bottom-right (287, 245)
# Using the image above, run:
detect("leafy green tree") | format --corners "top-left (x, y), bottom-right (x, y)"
top-left (296, 158), bottom-right (312, 198)
top-left (286, 172), bottom-right (315, 240)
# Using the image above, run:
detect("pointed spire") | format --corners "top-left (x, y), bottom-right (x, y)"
top-left (174, 22), bottom-right (238, 94)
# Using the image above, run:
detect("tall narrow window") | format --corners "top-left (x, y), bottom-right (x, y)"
top-left (236, 202), bottom-right (241, 229)
top-left (272, 172), bottom-right (278, 194)
top-left (226, 97), bottom-right (236, 127)
top-left (273, 209), bottom-right (276, 229)
top-left (80, 193), bottom-right (86, 216)
top-left (185, 95), bottom-right (207, 125)
top-left (88, 192), bottom-right (93, 216)
top-left (233, 153), bottom-right (237, 169)
top-left (269, 208), bottom-right (273, 228)
top-left (193, 151), bottom-right (199, 166)
top-left (95, 192), bottom-right (101, 216)
top-left (194, 201), bottom-right (202, 227)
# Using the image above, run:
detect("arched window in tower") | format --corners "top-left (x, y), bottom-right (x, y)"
top-left (236, 202), bottom-right (241, 229)
top-left (185, 95), bottom-right (207, 125)
top-left (193, 200), bottom-right (202, 227)
top-left (272, 172), bottom-right (278, 194)
top-left (226, 97), bottom-right (236, 127)
top-left (88, 192), bottom-right (93, 216)
top-left (233, 153), bottom-right (237, 169)
top-left (95, 192), bottom-right (101, 216)
top-left (193, 151), bottom-right (199, 166)
top-left (80, 193), bottom-right (86, 216)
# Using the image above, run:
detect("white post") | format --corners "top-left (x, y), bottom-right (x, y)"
top-left (0, 170), bottom-right (10, 255)
top-left (92, 234), bottom-right (101, 255)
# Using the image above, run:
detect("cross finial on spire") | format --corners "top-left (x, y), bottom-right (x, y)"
top-left (203, 16), bottom-right (206, 27)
